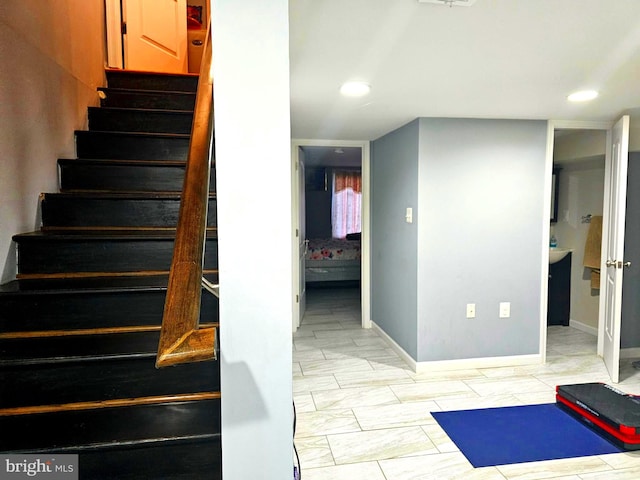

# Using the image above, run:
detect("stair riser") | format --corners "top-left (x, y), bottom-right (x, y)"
top-left (0, 291), bottom-right (218, 331)
top-left (76, 131), bottom-right (189, 161)
top-left (59, 161), bottom-right (216, 192)
top-left (0, 400), bottom-right (220, 453)
top-left (15, 238), bottom-right (218, 275)
top-left (0, 358), bottom-right (219, 410)
top-left (78, 437), bottom-right (221, 480)
top-left (0, 331), bottom-right (166, 366)
top-left (99, 88), bottom-right (196, 110)
top-left (106, 71), bottom-right (198, 92)
top-left (88, 107), bottom-right (194, 135)
top-left (42, 197), bottom-right (217, 228)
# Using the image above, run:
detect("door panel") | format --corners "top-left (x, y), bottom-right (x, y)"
top-left (124, 0), bottom-right (188, 73)
top-left (602, 115), bottom-right (630, 383)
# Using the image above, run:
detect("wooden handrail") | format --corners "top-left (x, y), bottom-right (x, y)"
top-left (156, 22), bottom-right (216, 368)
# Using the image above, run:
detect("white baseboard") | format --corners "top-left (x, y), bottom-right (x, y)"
top-left (371, 321), bottom-right (417, 371)
top-left (569, 319), bottom-right (598, 336)
top-left (371, 321), bottom-right (542, 374)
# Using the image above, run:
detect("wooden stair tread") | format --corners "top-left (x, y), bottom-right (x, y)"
top-left (43, 191), bottom-right (216, 200)
top-left (105, 70), bottom-right (199, 90)
top-left (97, 87), bottom-right (197, 111)
top-left (0, 331), bottom-right (163, 365)
top-left (76, 130), bottom-right (190, 139)
top-left (0, 274), bottom-right (219, 333)
top-left (58, 158), bottom-right (189, 166)
top-left (90, 106), bottom-right (194, 114)
top-left (0, 399), bottom-right (219, 452)
top-left (0, 274), bottom-right (174, 293)
top-left (0, 329), bottom-right (215, 366)
top-left (98, 86), bottom-right (197, 96)
top-left (106, 68), bottom-right (199, 78)
top-left (76, 436), bottom-right (221, 480)
top-left (0, 358), bottom-right (219, 410)
top-left (88, 107), bottom-right (194, 135)
top-left (13, 230), bottom-right (218, 240)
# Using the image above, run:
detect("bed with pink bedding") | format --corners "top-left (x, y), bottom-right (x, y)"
top-left (304, 237), bottom-right (361, 283)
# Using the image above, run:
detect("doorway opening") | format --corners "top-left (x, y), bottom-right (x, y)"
top-left (105, 0), bottom-right (207, 74)
top-left (291, 140), bottom-right (370, 332)
top-left (547, 128), bottom-right (607, 359)
top-left (545, 118), bottom-right (638, 384)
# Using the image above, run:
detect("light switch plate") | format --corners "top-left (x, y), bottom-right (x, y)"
top-left (405, 207), bottom-right (413, 223)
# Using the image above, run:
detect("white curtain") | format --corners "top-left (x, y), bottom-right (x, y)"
top-left (331, 171), bottom-right (361, 238)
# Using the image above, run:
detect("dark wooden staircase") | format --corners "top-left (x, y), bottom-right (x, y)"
top-left (0, 70), bottom-right (221, 479)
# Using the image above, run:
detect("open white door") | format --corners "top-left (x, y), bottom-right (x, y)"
top-left (600, 115), bottom-right (630, 383)
top-left (123, 0), bottom-right (188, 73)
top-left (291, 149), bottom-right (308, 331)
top-left (298, 158), bottom-right (308, 326)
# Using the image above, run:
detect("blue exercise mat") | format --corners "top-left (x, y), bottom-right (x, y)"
top-left (432, 403), bottom-right (621, 467)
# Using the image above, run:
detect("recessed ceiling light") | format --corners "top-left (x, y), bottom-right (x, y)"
top-left (567, 90), bottom-right (598, 102)
top-left (340, 81), bottom-right (371, 97)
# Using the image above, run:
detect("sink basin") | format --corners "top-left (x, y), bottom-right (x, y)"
top-left (549, 248), bottom-right (571, 264)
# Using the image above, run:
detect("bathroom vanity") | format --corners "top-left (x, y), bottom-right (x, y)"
top-left (548, 252), bottom-right (571, 326)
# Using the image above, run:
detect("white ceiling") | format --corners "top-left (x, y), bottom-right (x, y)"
top-left (289, 0), bottom-right (640, 141)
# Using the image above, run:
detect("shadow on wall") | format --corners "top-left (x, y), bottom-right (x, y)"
top-left (220, 356), bottom-right (268, 426)
top-left (1, 242), bottom-right (17, 285)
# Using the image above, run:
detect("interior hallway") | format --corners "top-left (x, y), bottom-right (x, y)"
top-left (293, 287), bottom-right (640, 480)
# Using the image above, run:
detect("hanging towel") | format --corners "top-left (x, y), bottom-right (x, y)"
top-left (583, 216), bottom-right (603, 268)
top-left (583, 215), bottom-right (603, 290)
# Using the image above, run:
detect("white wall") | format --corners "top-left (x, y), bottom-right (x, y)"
top-left (0, 0), bottom-right (105, 283)
top-left (211, 1), bottom-right (293, 478)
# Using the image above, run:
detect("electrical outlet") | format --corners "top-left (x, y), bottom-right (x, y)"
top-left (466, 303), bottom-right (476, 319)
top-left (499, 302), bottom-right (510, 318)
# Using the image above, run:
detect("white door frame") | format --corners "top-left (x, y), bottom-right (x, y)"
top-left (541, 120), bottom-right (612, 365)
top-left (291, 139), bottom-right (371, 331)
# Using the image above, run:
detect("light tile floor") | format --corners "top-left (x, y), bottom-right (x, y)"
top-left (293, 286), bottom-right (640, 480)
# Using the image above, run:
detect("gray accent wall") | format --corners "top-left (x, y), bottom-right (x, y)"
top-left (372, 117), bottom-right (548, 363)
top-left (417, 118), bottom-right (548, 361)
top-left (371, 120), bottom-right (420, 359)
top-left (622, 152), bottom-right (640, 348)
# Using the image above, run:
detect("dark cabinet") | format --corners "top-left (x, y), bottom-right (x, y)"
top-left (548, 252), bottom-right (571, 326)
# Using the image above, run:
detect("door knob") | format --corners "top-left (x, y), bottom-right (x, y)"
top-left (608, 260), bottom-right (632, 268)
